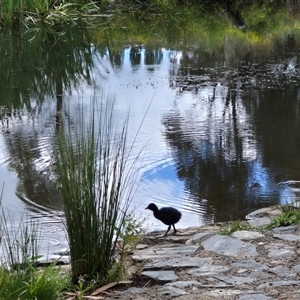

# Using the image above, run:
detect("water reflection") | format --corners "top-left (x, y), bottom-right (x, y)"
top-left (1, 23), bottom-right (300, 258)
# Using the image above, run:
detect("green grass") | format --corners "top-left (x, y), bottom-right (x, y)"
top-left (0, 0), bottom-right (297, 29)
top-left (0, 186), bottom-right (69, 300)
top-left (220, 205), bottom-right (300, 235)
top-left (0, 0), bottom-right (101, 28)
top-left (219, 220), bottom-right (258, 235)
top-left (266, 205), bottom-right (300, 229)
top-left (54, 98), bottom-right (144, 283)
top-left (0, 264), bottom-right (69, 300)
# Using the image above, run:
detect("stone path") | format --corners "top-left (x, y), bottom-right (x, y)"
top-left (105, 205), bottom-right (300, 300)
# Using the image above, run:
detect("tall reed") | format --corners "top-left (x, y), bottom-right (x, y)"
top-left (55, 99), bottom-right (142, 282)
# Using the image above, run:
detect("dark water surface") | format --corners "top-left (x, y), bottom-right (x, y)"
top-left (1, 22), bottom-right (300, 257)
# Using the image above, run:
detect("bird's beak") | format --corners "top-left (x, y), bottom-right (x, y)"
top-left (145, 207), bottom-right (148, 210)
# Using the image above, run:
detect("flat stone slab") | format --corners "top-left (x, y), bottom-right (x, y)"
top-left (269, 265), bottom-right (298, 279)
top-left (293, 264), bottom-right (300, 272)
top-left (246, 206), bottom-right (282, 219)
top-left (239, 294), bottom-right (274, 300)
top-left (143, 257), bottom-right (213, 270)
top-left (132, 244), bottom-right (198, 261)
top-left (231, 259), bottom-right (269, 271)
top-left (187, 264), bottom-right (230, 277)
top-left (247, 217), bottom-right (272, 227)
top-left (209, 275), bottom-right (255, 285)
top-left (142, 270), bottom-right (178, 282)
top-left (264, 243), bottom-right (295, 258)
top-left (135, 244), bottom-right (149, 250)
top-left (185, 232), bottom-right (214, 245)
top-left (232, 230), bottom-right (264, 240)
top-left (257, 280), bottom-right (300, 289)
top-left (273, 233), bottom-right (300, 241)
top-left (159, 286), bottom-right (189, 297)
top-left (202, 288), bottom-right (243, 298)
top-left (272, 225), bottom-right (298, 233)
top-left (202, 234), bottom-right (258, 258)
top-left (165, 281), bottom-right (202, 289)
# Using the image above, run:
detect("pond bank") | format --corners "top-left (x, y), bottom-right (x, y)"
top-left (103, 204), bottom-right (300, 299)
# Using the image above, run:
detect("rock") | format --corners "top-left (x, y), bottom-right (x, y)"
top-left (272, 225), bottom-right (298, 233)
top-left (164, 235), bottom-right (192, 243)
top-left (165, 281), bottom-right (201, 288)
top-left (247, 217), bottom-right (272, 227)
top-left (239, 294), bottom-right (274, 300)
top-left (273, 233), bottom-right (300, 241)
top-left (185, 232), bottom-right (214, 245)
top-left (141, 270), bottom-right (178, 282)
top-left (201, 288), bottom-right (243, 298)
top-left (135, 244), bottom-right (149, 250)
top-left (187, 264), bottom-right (230, 277)
top-left (265, 243), bottom-right (295, 258)
top-left (132, 244), bottom-right (198, 261)
top-left (293, 264), bottom-right (300, 272)
top-left (257, 280), bottom-right (300, 289)
top-left (202, 234), bottom-right (257, 258)
top-left (208, 274), bottom-right (255, 285)
top-left (159, 286), bottom-right (189, 297)
top-left (246, 206), bottom-right (282, 219)
top-left (231, 259), bottom-right (269, 271)
top-left (143, 257), bottom-right (213, 270)
top-left (269, 265), bottom-right (298, 279)
top-left (232, 230), bottom-right (264, 240)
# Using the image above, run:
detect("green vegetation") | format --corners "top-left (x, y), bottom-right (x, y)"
top-left (220, 205), bottom-right (300, 235)
top-left (0, 264), bottom-right (69, 300)
top-left (0, 94), bottom-right (146, 296)
top-left (54, 99), bottom-right (144, 283)
top-left (0, 188), bottom-right (69, 300)
top-left (266, 205), bottom-right (300, 229)
top-left (0, 0), bottom-right (101, 28)
top-left (219, 220), bottom-right (259, 235)
top-left (0, 0), bottom-right (299, 30)
top-left (1, 1), bottom-right (300, 115)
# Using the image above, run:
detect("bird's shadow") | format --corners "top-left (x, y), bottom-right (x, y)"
top-left (155, 230), bottom-right (182, 239)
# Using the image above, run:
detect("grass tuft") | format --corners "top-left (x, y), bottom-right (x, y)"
top-left (266, 205), bottom-right (300, 229)
top-left (54, 98), bottom-right (144, 283)
top-left (0, 185), bottom-right (69, 300)
top-left (219, 220), bottom-right (261, 235)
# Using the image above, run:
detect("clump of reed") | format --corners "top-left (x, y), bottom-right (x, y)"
top-left (54, 99), bottom-right (143, 283)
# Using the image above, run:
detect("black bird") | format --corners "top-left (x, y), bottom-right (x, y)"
top-left (145, 203), bottom-right (182, 237)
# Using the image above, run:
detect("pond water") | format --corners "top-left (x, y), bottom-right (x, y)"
top-left (1, 19), bottom-right (300, 258)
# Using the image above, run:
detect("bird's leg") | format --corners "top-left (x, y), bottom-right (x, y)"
top-left (173, 225), bottom-right (177, 235)
top-left (163, 225), bottom-right (171, 237)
